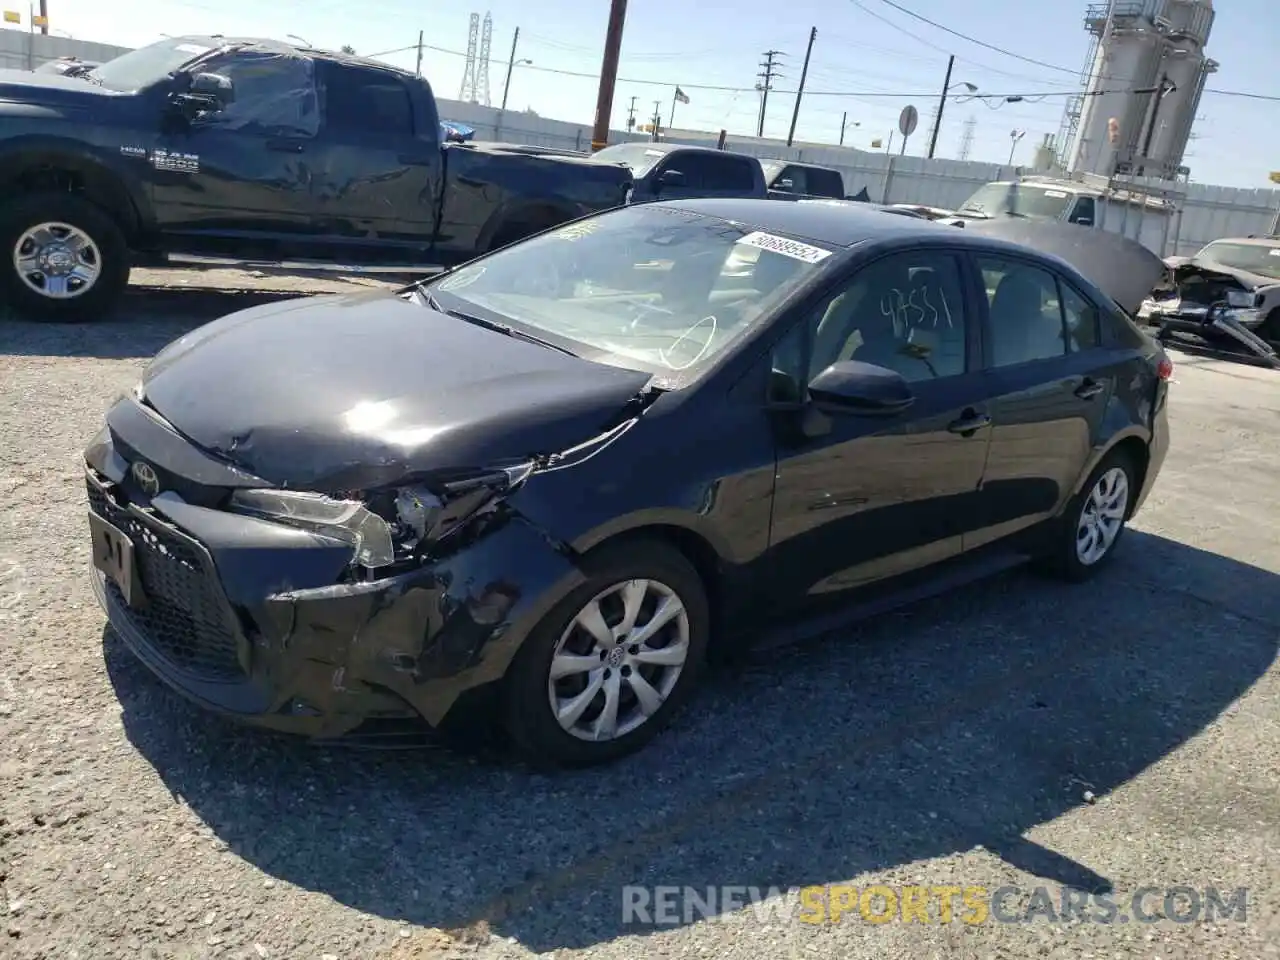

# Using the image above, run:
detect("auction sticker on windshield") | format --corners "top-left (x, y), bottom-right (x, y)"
top-left (736, 231), bottom-right (832, 264)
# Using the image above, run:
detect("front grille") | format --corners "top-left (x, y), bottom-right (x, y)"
top-left (87, 471), bottom-right (246, 682)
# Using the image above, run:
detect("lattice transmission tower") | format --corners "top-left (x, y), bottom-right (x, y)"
top-left (459, 13), bottom-right (480, 102)
top-left (475, 12), bottom-right (493, 107)
top-left (958, 115), bottom-right (976, 162)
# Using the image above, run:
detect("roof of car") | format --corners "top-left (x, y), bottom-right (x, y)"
top-left (655, 197), bottom-right (959, 247)
top-left (1203, 236), bottom-right (1280, 248)
top-left (178, 35), bottom-right (417, 78)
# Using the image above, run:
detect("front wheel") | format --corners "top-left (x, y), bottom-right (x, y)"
top-left (503, 539), bottom-right (710, 769)
top-left (1035, 450), bottom-right (1138, 582)
top-left (0, 192), bottom-right (131, 322)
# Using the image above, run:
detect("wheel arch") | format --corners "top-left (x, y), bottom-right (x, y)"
top-left (1067, 429), bottom-right (1151, 520)
top-left (0, 140), bottom-right (149, 241)
top-left (477, 198), bottom-right (583, 251)
top-left (571, 517), bottom-right (734, 654)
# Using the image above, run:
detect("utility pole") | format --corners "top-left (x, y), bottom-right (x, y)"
top-left (590, 0), bottom-right (628, 152)
top-left (626, 96), bottom-right (637, 132)
top-left (839, 112), bottom-right (859, 146)
top-left (414, 29), bottom-right (424, 77)
top-left (501, 27), bottom-right (520, 111)
top-left (651, 99), bottom-right (662, 141)
top-left (38, 0), bottom-right (47, 34)
top-left (786, 27), bottom-right (816, 147)
top-left (756, 49), bottom-right (784, 138)
top-left (926, 54), bottom-right (954, 159)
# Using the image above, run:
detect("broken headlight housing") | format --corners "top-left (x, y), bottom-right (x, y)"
top-left (1226, 290), bottom-right (1256, 309)
top-left (226, 460), bottom-right (537, 570)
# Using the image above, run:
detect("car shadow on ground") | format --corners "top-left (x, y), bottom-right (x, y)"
top-left (104, 530), bottom-right (1279, 953)
top-left (0, 287), bottom-right (308, 360)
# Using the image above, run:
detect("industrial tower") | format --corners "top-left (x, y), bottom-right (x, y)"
top-left (459, 12), bottom-right (495, 105)
top-left (1057, 0), bottom-right (1217, 181)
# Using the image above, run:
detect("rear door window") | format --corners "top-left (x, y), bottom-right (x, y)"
top-left (806, 168), bottom-right (844, 198)
top-left (320, 62), bottom-right (414, 138)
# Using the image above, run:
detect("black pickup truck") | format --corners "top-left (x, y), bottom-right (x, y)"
top-left (0, 36), bottom-right (634, 321)
top-left (588, 142), bottom-right (768, 202)
top-left (759, 159), bottom-right (847, 200)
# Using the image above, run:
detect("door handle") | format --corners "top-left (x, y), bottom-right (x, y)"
top-left (266, 139), bottom-right (305, 153)
top-left (1075, 378), bottom-right (1105, 400)
top-left (947, 410), bottom-right (992, 436)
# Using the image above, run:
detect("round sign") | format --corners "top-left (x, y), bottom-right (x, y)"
top-left (898, 105), bottom-right (919, 138)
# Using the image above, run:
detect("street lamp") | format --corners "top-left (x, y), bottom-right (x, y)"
top-left (839, 113), bottom-right (860, 146)
top-left (926, 73), bottom-right (977, 159)
top-left (501, 58), bottom-right (533, 112)
top-left (1008, 129), bottom-right (1026, 166)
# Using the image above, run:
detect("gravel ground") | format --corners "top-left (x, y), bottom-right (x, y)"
top-left (2, 275), bottom-right (1279, 960)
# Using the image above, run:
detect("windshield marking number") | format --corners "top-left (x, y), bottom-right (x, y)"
top-left (735, 231), bottom-right (832, 264)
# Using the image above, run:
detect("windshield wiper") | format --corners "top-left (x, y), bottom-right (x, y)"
top-left (424, 291), bottom-right (579, 357)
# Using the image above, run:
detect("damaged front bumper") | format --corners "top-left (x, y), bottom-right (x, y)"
top-left (1138, 298), bottom-right (1278, 364)
top-left (85, 434), bottom-right (585, 741)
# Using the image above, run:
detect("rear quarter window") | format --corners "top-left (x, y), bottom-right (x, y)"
top-left (807, 169), bottom-right (844, 197)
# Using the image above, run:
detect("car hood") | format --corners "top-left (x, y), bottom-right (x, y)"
top-left (0, 68), bottom-right (113, 106)
top-left (139, 290), bottom-right (653, 492)
top-left (1174, 258), bottom-right (1280, 292)
top-left (963, 218), bottom-right (1166, 315)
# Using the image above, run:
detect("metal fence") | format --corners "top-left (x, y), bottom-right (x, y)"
top-left (5, 32), bottom-right (1276, 257)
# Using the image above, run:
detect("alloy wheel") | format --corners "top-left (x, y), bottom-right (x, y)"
top-left (13, 221), bottom-right (102, 300)
top-left (1075, 466), bottom-right (1129, 566)
top-left (547, 578), bottom-right (691, 742)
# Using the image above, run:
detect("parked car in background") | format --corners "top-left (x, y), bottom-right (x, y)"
top-left (34, 56), bottom-right (99, 78)
top-left (85, 198), bottom-right (1172, 768)
top-left (0, 35), bottom-right (633, 321)
top-left (759, 159), bottom-right (846, 200)
top-left (1140, 235), bottom-right (1280, 365)
top-left (889, 203), bottom-right (966, 226)
top-left (590, 142), bottom-right (767, 202)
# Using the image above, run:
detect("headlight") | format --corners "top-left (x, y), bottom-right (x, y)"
top-left (1227, 290), bottom-right (1254, 308)
top-left (228, 490), bottom-right (396, 568)
top-left (226, 460), bottom-right (536, 570)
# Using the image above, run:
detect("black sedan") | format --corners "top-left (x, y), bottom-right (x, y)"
top-left (85, 198), bottom-right (1173, 768)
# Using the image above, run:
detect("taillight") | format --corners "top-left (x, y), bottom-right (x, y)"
top-left (1156, 355), bottom-right (1174, 381)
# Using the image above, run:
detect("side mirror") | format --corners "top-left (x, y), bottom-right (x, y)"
top-left (190, 72), bottom-right (234, 102)
top-left (1073, 217), bottom-right (1094, 227)
top-left (656, 168), bottom-right (686, 189)
top-left (807, 360), bottom-right (914, 415)
top-left (777, 178), bottom-right (795, 191)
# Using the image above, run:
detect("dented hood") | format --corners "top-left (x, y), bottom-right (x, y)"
top-left (1174, 257), bottom-right (1280, 292)
top-left (140, 291), bottom-right (652, 492)
top-left (964, 219), bottom-right (1166, 315)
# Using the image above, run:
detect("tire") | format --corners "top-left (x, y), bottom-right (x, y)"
top-left (503, 539), bottom-right (710, 769)
top-left (0, 191), bottom-right (131, 322)
top-left (1035, 448), bottom-right (1139, 583)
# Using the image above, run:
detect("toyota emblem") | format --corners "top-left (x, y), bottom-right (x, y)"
top-left (131, 461), bottom-right (160, 497)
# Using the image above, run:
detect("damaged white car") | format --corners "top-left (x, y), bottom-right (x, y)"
top-left (1141, 236), bottom-right (1280, 366)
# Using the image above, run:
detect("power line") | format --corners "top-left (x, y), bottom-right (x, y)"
top-left (379, 38), bottom-right (1280, 104)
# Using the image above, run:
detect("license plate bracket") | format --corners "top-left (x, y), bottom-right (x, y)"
top-left (89, 511), bottom-right (147, 609)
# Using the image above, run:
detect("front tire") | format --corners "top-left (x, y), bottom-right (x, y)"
top-left (1036, 449), bottom-right (1137, 582)
top-left (504, 539), bottom-right (710, 769)
top-left (0, 192), bottom-right (131, 322)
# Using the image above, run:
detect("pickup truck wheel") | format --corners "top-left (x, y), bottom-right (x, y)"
top-left (0, 192), bottom-right (130, 322)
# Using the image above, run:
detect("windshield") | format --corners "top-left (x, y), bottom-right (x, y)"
top-left (88, 36), bottom-right (219, 91)
top-left (958, 183), bottom-right (1075, 221)
top-left (425, 205), bottom-right (832, 380)
top-left (1195, 241), bottom-right (1280, 280)
top-left (588, 144), bottom-right (670, 177)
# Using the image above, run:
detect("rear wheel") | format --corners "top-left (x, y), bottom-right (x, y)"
top-left (503, 539), bottom-right (710, 769)
top-left (0, 192), bottom-right (130, 322)
top-left (1035, 449), bottom-right (1138, 583)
